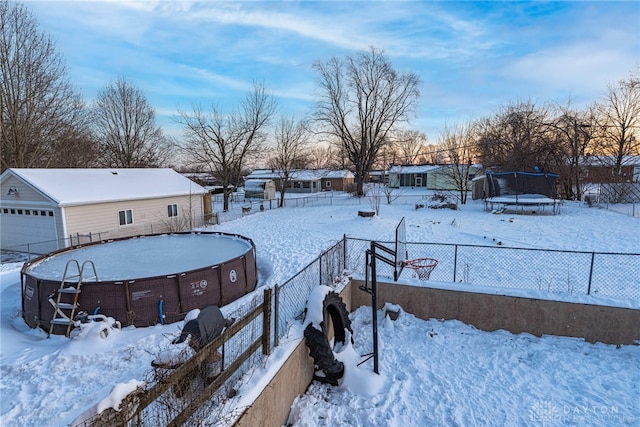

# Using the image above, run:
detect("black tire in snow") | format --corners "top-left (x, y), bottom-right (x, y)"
top-left (304, 291), bottom-right (353, 385)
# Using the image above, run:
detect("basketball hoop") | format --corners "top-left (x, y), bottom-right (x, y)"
top-left (403, 258), bottom-right (438, 280)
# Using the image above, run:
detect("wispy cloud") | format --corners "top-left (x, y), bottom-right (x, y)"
top-left (23, 1), bottom-right (640, 140)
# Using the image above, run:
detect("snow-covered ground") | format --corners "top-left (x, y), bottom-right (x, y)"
top-left (1, 192), bottom-right (639, 426)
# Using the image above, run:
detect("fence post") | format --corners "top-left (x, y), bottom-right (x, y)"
top-left (587, 252), bottom-right (595, 295)
top-left (453, 245), bottom-right (459, 282)
top-left (273, 285), bottom-right (280, 348)
top-left (343, 235), bottom-right (348, 272)
top-left (262, 288), bottom-right (272, 355)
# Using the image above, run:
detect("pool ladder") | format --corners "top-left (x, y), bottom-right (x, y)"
top-left (48, 259), bottom-right (98, 337)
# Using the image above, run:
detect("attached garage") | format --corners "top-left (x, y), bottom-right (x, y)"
top-left (1, 208), bottom-right (58, 254)
top-left (0, 168), bottom-right (207, 255)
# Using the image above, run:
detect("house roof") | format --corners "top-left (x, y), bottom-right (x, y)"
top-left (2, 168), bottom-right (206, 207)
top-left (579, 155), bottom-right (640, 167)
top-left (389, 164), bottom-right (445, 174)
top-left (246, 169), bottom-right (354, 181)
top-left (389, 164), bottom-right (484, 174)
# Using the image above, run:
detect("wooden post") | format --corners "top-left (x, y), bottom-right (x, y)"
top-left (262, 288), bottom-right (272, 355)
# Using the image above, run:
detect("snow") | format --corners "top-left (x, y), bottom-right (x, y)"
top-left (288, 305), bottom-right (639, 426)
top-left (70, 379), bottom-right (145, 427)
top-left (304, 285), bottom-right (333, 330)
top-left (1, 192), bottom-right (639, 426)
top-left (25, 233), bottom-right (252, 280)
top-left (2, 168), bottom-right (206, 206)
top-left (486, 194), bottom-right (557, 204)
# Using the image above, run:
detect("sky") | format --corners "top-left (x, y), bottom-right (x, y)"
top-left (19, 1), bottom-right (640, 140)
top-left (1, 192), bottom-right (639, 426)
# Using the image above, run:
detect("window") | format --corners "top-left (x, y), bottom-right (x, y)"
top-left (167, 204), bottom-right (178, 217)
top-left (118, 209), bottom-right (133, 226)
top-left (325, 181), bottom-right (331, 188)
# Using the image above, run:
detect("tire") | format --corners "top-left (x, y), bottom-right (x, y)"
top-left (304, 291), bottom-right (353, 384)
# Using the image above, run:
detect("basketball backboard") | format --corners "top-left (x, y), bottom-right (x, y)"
top-left (394, 217), bottom-right (407, 281)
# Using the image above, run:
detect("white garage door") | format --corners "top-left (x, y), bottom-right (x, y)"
top-left (0, 207), bottom-right (58, 254)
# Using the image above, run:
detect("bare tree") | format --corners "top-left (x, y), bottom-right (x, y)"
top-left (93, 77), bottom-right (172, 167)
top-left (313, 47), bottom-right (420, 196)
top-left (268, 115), bottom-right (310, 207)
top-left (393, 129), bottom-right (427, 164)
top-left (1, 0), bottom-right (89, 171)
top-left (177, 83), bottom-right (277, 211)
top-left (416, 144), bottom-right (446, 165)
top-left (307, 145), bottom-right (338, 169)
top-left (475, 101), bottom-right (556, 172)
top-left (592, 71), bottom-right (640, 178)
top-left (546, 104), bottom-right (594, 200)
top-left (437, 123), bottom-right (476, 204)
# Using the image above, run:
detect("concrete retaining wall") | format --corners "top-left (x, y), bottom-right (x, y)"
top-left (235, 280), bottom-right (639, 425)
top-left (350, 279), bottom-right (640, 345)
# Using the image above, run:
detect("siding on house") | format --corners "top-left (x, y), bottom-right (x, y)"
top-left (1, 174), bottom-right (66, 250)
top-left (389, 164), bottom-right (482, 190)
top-left (246, 169), bottom-right (355, 193)
top-left (1, 168), bottom-right (207, 252)
top-left (63, 194), bottom-right (204, 239)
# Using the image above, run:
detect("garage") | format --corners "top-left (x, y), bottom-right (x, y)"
top-left (1, 168), bottom-right (207, 256)
top-left (0, 207), bottom-right (58, 253)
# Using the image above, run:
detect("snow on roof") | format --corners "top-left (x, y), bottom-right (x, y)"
top-left (5, 168), bottom-right (206, 206)
top-left (389, 164), bottom-right (443, 174)
top-left (579, 155), bottom-right (640, 167)
top-left (246, 169), bottom-right (354, 180)
top-left (389, 164), bottom-right (484, 175)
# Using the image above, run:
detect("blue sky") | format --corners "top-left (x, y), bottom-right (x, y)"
top-left (26, 1), bottom-right (640, 141)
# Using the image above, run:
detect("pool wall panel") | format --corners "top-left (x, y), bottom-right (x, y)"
top-left (21, 232), bottom-right (258, 334)
top-left (80, 283), bottom-right (129, 327)
top-left (22, 275), bottom-right (40, 329)
top-left (128, 277), bottom-right (181, 327)
top-left (220, 258), bottom-right (247, 305)
top-left (178, 267), bottom-right (222, 313)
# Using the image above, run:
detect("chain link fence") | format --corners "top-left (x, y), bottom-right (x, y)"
top-left (74, 290), bottom-right (269, 427)
top-left (346, 237), bottom-right (640, 301)
top-left (209, 190), bottom-right (460, 225)
top-left (273, 239), bottom-right (346, 347)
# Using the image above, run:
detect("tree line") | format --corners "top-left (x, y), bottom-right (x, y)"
top-left (2, 1), bottom-right (639, 209)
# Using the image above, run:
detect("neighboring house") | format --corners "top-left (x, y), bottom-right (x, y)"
top-left (367, 170), bottom-right (388, 185)
top-left (244, 179), bottom-right (276, 200)
top-left (580, 155), bottom-right (640, 184)
top-left (181, 172), bottom-right (220, 187)
top-left (388, 164), bottom-right (483, 190)
top-left (0, 168), bottom-right (207, 254)
top-left (245, 169), bottom-right (355, 193)
top-left (579, 156), bottom-right (640, 204)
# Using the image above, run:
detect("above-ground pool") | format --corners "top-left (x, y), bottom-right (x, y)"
top-left (21, 232), bottom-right (257, 334)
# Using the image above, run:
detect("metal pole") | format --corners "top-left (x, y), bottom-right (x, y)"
top-left (370, 241), bottom-right (379, 374)
top-left (453, 245), bottom-right (459, 282)
top-left (587, 252), bottom-right (596, 295)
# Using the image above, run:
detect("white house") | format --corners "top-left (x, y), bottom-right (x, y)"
top-left (246, 169), bottom-right (355, 193)
top-left (388, 164), bottom-right (483, 190)
top-left (0, 168), bottom-right (207, 254)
